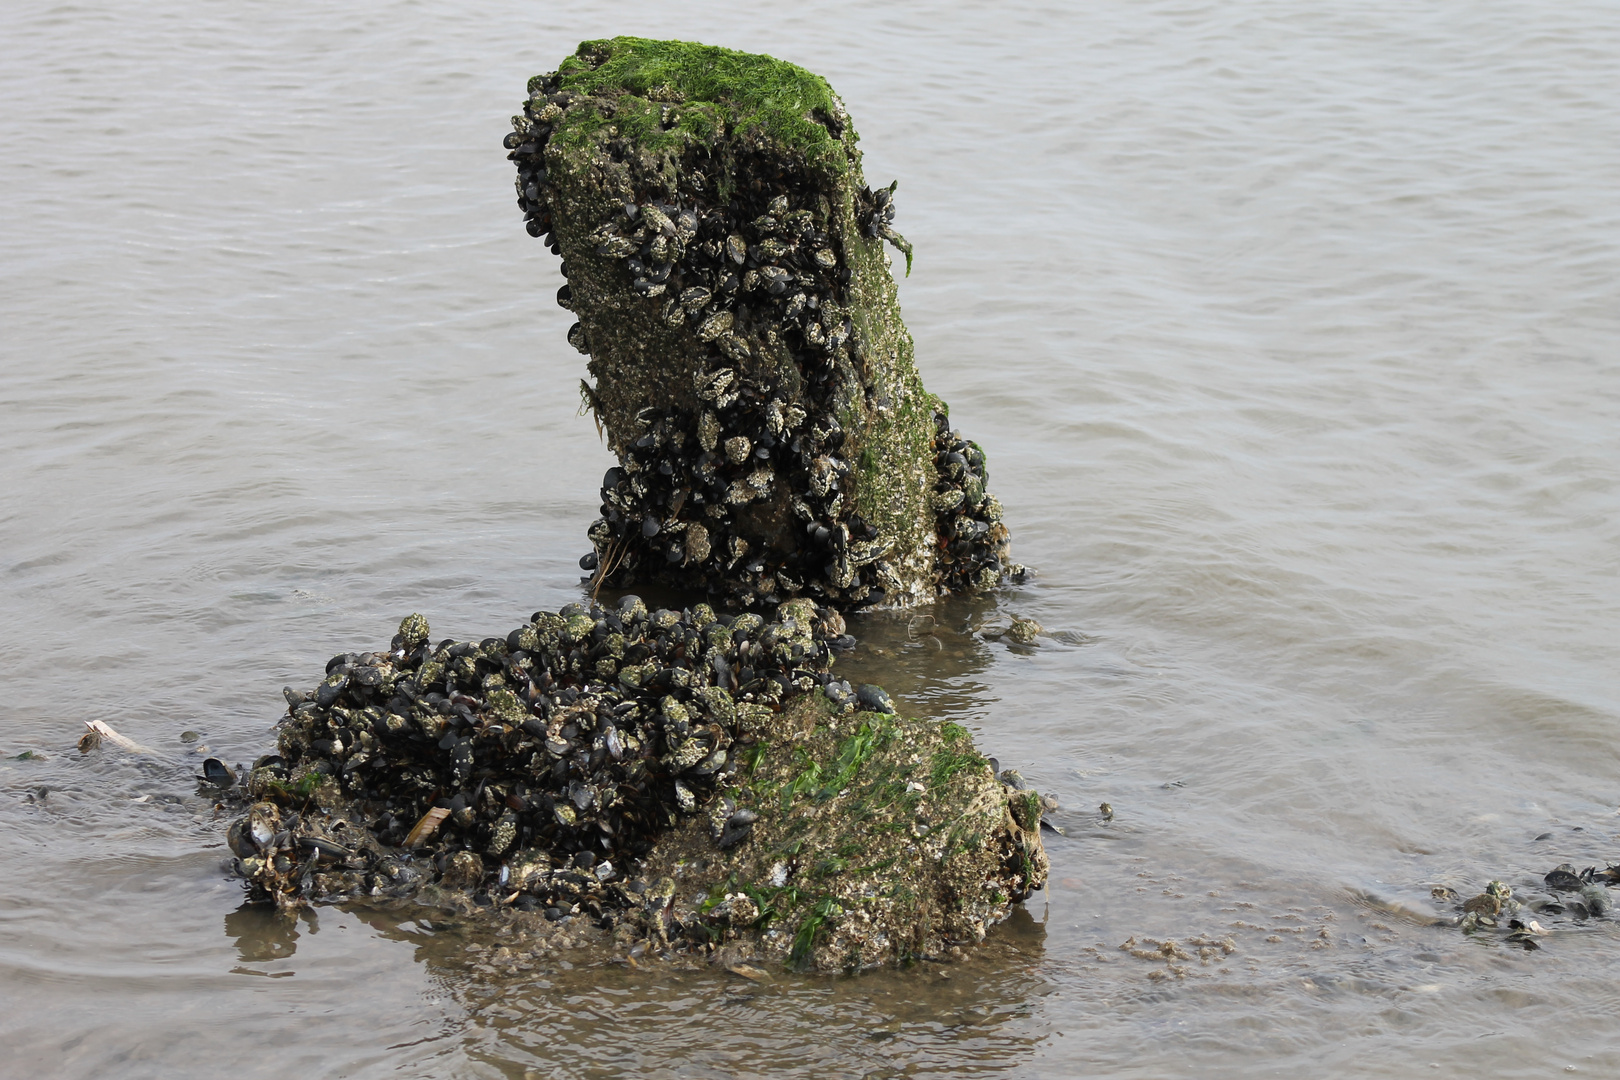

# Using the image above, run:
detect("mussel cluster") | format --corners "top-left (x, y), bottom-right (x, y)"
top-left (236, 598), bottom-right (851, 913)
top-left (1442, 862), bottom-right (1620, 950)
top-left (506, 74), bottom-right (1019, 610)
top-left (856, 179), bottom-right (912, 276)
top-left (930, 415), bottom-right (1016, 593)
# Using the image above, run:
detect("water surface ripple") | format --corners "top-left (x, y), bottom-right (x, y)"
top-left (2, 1), bottom-right (1617, 1076)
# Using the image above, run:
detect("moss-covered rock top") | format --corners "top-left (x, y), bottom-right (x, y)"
top-left (537, 37), bottom-right (851, 169)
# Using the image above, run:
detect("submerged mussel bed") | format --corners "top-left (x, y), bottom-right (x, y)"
top-left (234, 597), bottom-right (850, 921)
top-left (507, 64), bottom-right (1021, 610)
top-left (1437, 863), bottom-right (1620, 951)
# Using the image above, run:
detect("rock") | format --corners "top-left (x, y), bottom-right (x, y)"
top-left (635, 694), bottom-right (1047, 970)
top-left (224, 608), bottom-right (1046, 971)
top-left (1007, 617), bottom-right (1041, 644)
top-left (507, 38), bottom-right (1022, 610)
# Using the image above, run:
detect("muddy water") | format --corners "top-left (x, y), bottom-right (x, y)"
top-left (3, 0), bottom-right (1617, 1076)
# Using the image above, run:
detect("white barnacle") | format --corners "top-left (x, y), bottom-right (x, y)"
top-left (698, 411), bottom-right (722, 452)
top-left (697, 310), bottom-right (735, 343)
top-left (684, 523), bottom-right (711, 564)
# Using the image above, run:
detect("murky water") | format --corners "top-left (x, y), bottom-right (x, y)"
top-left (3, 0), bottom-right (1617, 1076)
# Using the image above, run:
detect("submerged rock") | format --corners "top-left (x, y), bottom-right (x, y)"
top-left (227, 609), bottom-right (1046, 972)
top-left (507, 38), bottom-right (1022, 610)
top-left (1439, 863), bottom-right (1620, 948)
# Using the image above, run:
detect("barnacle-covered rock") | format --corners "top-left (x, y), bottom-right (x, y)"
top-left (508, 38), bottom-right (1022, 610)
top-left (636, 696), bottom-right (1048, 970)
top-left (226, 609), bottom-right (1046, 972)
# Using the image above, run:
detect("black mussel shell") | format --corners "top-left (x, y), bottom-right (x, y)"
top-left (315, 678), bottom-right (346, 708)
top-left (198, 758), bottom-right (237, 787)
top-left (1546, 864), bottom-right (1587, 891)
top-left (855, 684), bottom-right (895, 714)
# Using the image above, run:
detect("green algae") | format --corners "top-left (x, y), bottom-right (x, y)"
top-left (249, 766), bottom-right (327, 807)
top-left (541, 37), bottom-right (849, 168)
top-left (929, 722), bottom-right (985, 790)
top-left (633, 695), bottom-right (1048, 972)
top-left (789, 895), bottom-right (843, 969)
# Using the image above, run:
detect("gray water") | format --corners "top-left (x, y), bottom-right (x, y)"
top-left (3, 0), bottom-right (1617, 1076)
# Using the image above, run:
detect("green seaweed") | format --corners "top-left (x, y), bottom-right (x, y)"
top-left (774, 717), bottom-right (897, 810)
top-left (855, 855), bottom-right (899, 875)
top-left (700, 878), bottom-right (734, 913)
top-left (777, 747), bottom-right (824, 808)
top-left (738, 740), bottom-right (768, 775)
top-left (929, 746), bottom-right (984, 791)
top-left (815, 720), bottom-right (880, 800)
top-left (543, 37), bottom-right (849, 167)
top-left (260, 769), bottom-right (322, 803)
top-left (1016, 790), bottom-right (1042, 830)
top-left (849, 383), bottom-right (943, 567)
top-left (741, 881), bottom-right (804, 929)
top-left (789, 895), bottom-right (842, 969)
top-left (813, 855), bottom-right (849, 877)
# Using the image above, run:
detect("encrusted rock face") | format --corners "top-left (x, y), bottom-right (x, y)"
top-left (507, 38), bottom-right (1021, 610)
top-left (228, 608), bottom-right (1047, 972)
top-left (240, 600), bottom-right (838, 909)
top-left (635, 695), bottom-right (1049, 971)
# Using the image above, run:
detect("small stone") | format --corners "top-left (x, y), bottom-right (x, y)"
top-left (1007, 617), bottom-right (1042, 645)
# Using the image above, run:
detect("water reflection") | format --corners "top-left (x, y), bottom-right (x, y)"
top-left (835, 590), bottom-right (1112, 734)
top-left (344, 901), bottom-right (1049, 1079)
top-left (225, 903), bottom-right (318, 970)
top-left (839, 595), bottom-right (1003, 721)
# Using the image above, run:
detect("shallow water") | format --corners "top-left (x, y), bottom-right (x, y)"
top-left (2, 0), bottom-right (1617, 1076)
